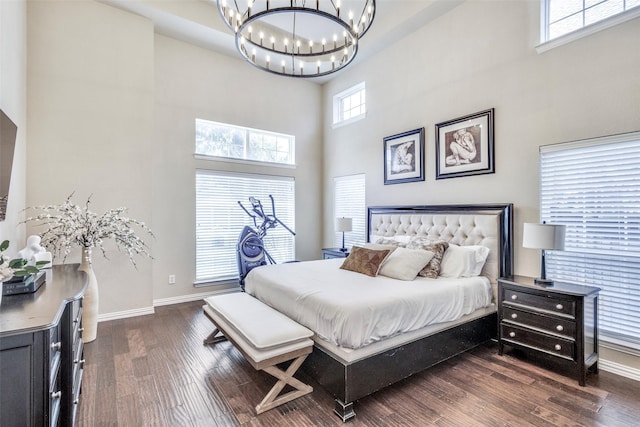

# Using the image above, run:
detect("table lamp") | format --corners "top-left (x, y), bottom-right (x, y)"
top-left (523, 222), bottom-right (566, 286)
top-left (336, 217), bottom-right (353, 252)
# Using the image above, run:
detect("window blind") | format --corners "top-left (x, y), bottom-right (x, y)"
top-left (334, 174), bottom-right (366, 249)
top-left (540, 132), bottom-right (640, 349)
top-left (195, 170), bottom-right (295, 284)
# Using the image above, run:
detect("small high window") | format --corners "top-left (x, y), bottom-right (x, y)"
top-left (333, 82), bottom-right (366, 127)
top-left (540, 0), bottom-right (640, 50)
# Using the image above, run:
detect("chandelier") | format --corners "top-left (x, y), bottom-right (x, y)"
top-left (217, 0), bottom-right (376, 78)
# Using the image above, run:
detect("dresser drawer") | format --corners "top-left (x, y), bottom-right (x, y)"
top-left (501, 324), bottom-right (575, 360)
top-left (502, 306), bottom-right (576, 338)
top-left (503, 288), bottom-right (575, 317)
top-left (49, 371), bottom-right (62, 427)
top-left (49, 325), bottom-right (61, 365)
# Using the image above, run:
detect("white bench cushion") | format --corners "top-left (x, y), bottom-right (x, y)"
top-left (204, 293), bottom-right (313, 351)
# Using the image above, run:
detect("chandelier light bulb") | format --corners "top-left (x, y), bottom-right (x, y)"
top-left (216, 0), bottom-right (376, 77)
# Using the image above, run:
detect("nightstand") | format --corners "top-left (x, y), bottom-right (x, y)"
top-left (322, 248), bottom-right (350, 259)
top-left (498, 275), bottom-right (600, 386)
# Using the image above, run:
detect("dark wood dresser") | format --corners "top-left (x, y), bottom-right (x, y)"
top-left (0, 265), bottom-right (88, 426)
top-left (498, 275), bottom-right (600, 386)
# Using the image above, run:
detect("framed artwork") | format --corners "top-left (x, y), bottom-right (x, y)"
top-left (384, 127), bottom-right (425, 185)
top-left (435, 108), bottom-right (494, 180)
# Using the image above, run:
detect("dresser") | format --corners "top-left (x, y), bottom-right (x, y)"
top-left (498, 275), bottom-right (600, 386)
top-left (0, 265), bottom-right (88, 426)
top-left (322, 248), bottom-right (350, 259)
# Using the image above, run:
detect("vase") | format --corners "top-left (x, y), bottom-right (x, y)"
top-left (79, 247), bottom-right (99, 343)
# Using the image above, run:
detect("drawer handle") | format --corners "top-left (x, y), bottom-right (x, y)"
top-left (51, 391), bottom-right (62, 399)
top-left (511, 313), bottom-right (518, 319)
top-left (554, 344), bottom-right (562, 351)
top-left (556, 325), bottom-right (564, 332)
top-left (51, 342), bottom-right (62, 351)
top-left (509, 332), bottom-right (516, 338)
top-left (511, 295), bottom-right (518, 300)
top-left (74, 358), bottom-right (86, 365)
top-left (556, 303), bottom-right (564, 310)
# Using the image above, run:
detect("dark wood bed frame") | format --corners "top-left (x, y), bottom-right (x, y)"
top-left (301, 204), bottom-right (514, 421)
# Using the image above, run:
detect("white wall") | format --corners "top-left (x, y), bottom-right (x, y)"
top-left (0, 0), bottom-right (27, 250)
top-left (27, 0), bottom-right (155, 314)
top-left (152, 35), bottom-right (322, 301)
top-left (25, 0), bottom-right (323, 313)
top-left (322, 0), bottom-right (640, 371)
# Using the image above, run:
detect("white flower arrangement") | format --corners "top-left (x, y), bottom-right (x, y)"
top-left (24, 193), bottom-right (154, 268)
top-left (0, 240), bottom-right (46, 282)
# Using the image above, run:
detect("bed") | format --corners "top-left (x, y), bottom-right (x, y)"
top-left (245, 204), bottom-right (513, 420)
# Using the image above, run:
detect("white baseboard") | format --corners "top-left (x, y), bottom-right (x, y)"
top-left (599, 358), bottom-right (640, 382)
top-left (97, 306), bottom-right (155, 323)
top-left (153, 287), bottom-right (238, 307)
top-left (96, 287), bottom-right (240, 322)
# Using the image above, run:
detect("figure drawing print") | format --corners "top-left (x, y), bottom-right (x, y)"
top-left (445, 126), bottom-right (481, 168)
top-left (390, 139), bottom-right (416, 175)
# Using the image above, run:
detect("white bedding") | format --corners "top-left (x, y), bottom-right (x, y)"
top-left (244, 259), bottom-right (493, 349)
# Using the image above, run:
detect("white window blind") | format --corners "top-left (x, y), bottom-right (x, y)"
top-left (195, 170), bottom-right (295, 284)
top-left (540, 132), bottom-right (640, 349)
top-left (334, 174), bottom-right (366, 249)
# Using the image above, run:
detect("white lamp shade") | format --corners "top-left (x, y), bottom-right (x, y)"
top-left (523, 223), bottom-right (566, 250)
top-left (336, 217), bottom-right (353, 233)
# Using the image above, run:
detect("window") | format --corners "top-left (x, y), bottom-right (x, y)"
top-left (334, 174), bottom-right (366, 249)
top-left (195, 119), bottom-right (295, 166)
top-left (540, 0), bottom-right (640, 48)
top-left (333, 82), bottom-right (366, 127)
top-left (539, 131), bottom-right (640, 350)
top-left (195, 170), bottom-right (295, 285)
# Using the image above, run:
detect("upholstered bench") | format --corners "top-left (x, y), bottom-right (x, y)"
top-left (202, 293), bottom-right (314, 414)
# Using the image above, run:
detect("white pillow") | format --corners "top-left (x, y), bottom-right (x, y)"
top-left (439, 245), bottom-right (490, 278)
top-left (372, 235), bottom-right (411, 245)
top-left (378, 247), bottom-right (435, 281)
top-left (363, 242), bottom-right (398, 253)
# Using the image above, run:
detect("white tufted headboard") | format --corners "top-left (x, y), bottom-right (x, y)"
top-left (368, 204), bottom-right (513, 299)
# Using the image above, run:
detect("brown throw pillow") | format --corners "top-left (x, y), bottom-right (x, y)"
top-left (340, 246), bottom-right (391, 277)
top-left (406, 237), bottom-right (449, 278)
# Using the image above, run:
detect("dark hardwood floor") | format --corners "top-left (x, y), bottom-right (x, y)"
top-left (77, 301), bottom-right (640, 426)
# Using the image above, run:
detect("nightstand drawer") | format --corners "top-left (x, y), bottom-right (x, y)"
top-left (503, 289), bottom-right (575, 317)
top-left (322, 248), bottom-right (349, 259)
top-left (501, 324), bottom-right (575, 360)
top-left (502, 307), bottom-right (576, 337)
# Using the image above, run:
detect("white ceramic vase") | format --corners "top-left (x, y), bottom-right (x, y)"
top-left (79, 247), bottom-right (99, 343)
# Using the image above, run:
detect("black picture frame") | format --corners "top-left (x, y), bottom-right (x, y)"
top-left (383, 128), bottom-right (425, 185)
top-left (435, 108), bottom-right (495, 180)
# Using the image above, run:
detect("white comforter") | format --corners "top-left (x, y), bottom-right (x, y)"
top-left (245, 259), bottom-right (492, 349)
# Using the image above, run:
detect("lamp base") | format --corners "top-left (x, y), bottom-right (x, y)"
top-left (534, 277), bottom-right (554, 286)
top-left (339, 247), bottom-right (348, 252)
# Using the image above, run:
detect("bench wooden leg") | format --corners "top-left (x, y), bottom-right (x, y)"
top-left (255, 354), bottom-right (313, 414)
top-left (203, 327), bottom-right (228, 345)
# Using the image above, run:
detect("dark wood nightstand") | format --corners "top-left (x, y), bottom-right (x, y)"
top-left (498, 275), bottom-right (600, 386)
top-left (322, 248), bottom-right (350, 259)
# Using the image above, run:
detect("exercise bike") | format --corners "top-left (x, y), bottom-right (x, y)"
top-left (236, 195), bottom-right (295, 290)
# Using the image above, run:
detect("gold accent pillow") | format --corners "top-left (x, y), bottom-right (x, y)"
top-left (340, 246), bottom-right (391, 277)
top-left (406, 237), bottom-right (449, 278)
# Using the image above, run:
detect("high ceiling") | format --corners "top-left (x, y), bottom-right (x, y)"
top-left (100, 0), bottom-right (464, 83)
